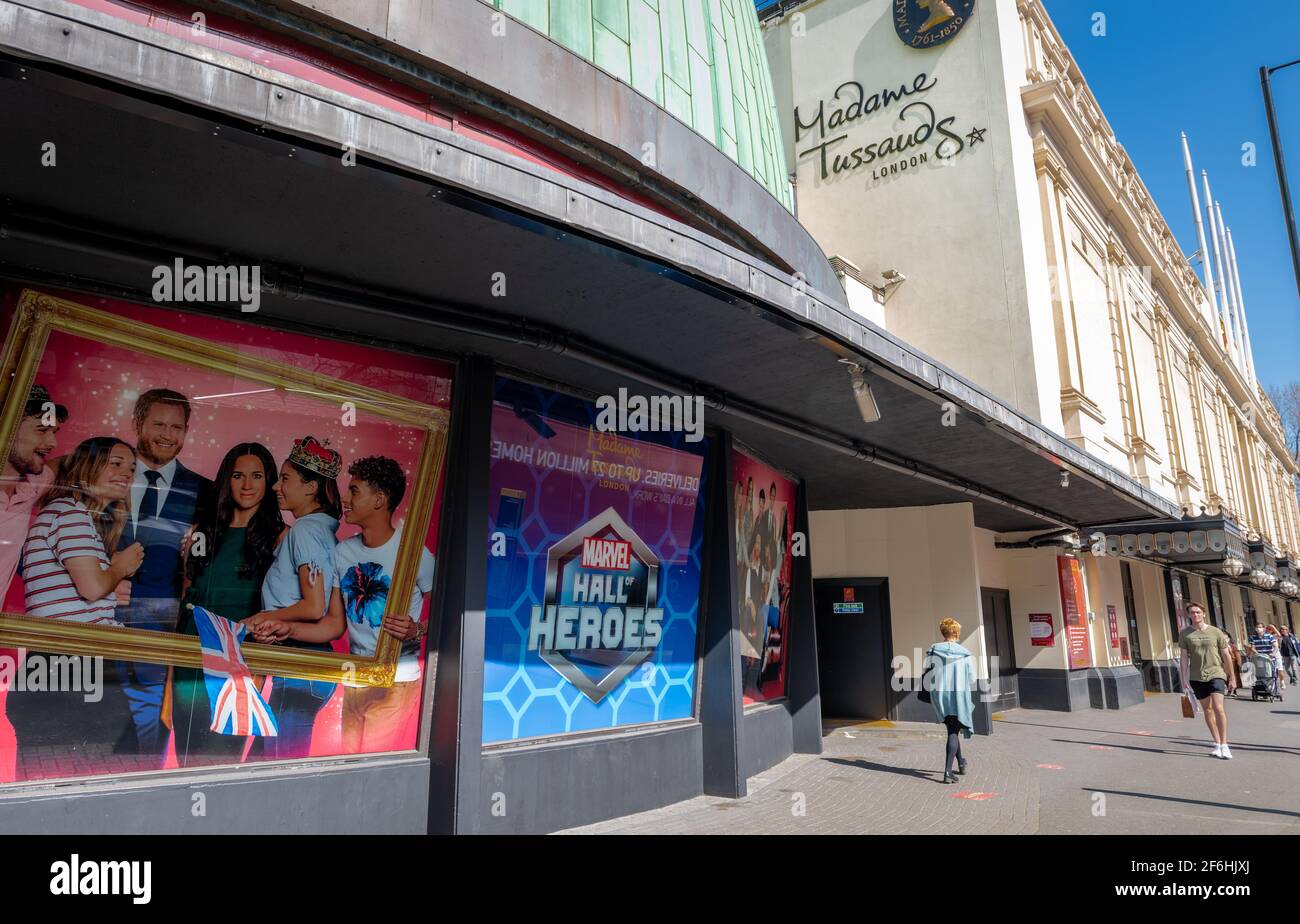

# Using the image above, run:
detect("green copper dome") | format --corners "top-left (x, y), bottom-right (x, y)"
top-left (494, 0), bottom-right (793, 210)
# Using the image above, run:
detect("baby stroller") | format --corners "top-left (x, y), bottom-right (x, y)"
top-left (1251, 654), bottom-right (1284, 702)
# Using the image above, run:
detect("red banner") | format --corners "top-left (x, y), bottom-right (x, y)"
top-left (1057, 556), bottom-right (1092, 669)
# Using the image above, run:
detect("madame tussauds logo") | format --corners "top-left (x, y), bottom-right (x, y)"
top-left (151, 258), bottom-right (261, 312)
top-left (528, 508), bottom-right (664, 703)
top-left (893, 0), bottom-right (975, 49)
top-left (50, 855), bottom-right (151, 904)
top-left (796, 74), bottom-right (974, 181)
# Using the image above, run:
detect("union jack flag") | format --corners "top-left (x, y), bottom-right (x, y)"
top-left (192, 605), bottom-right (279, 737)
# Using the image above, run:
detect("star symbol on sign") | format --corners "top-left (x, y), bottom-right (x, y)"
top-left (966, 126), bottom-right (987, 146)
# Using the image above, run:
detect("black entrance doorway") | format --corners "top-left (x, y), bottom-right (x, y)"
top-left (980, 587), bottom-right (1018, 711)
top-left (813, 578), bottom-right (892, 721)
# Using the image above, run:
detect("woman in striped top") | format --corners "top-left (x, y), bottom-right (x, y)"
top-left (7, 436), bottom-right (143, 780)
top-left (22, 436), bottom-right (144, 622)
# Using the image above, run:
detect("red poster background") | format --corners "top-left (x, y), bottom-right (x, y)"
top-left (734, 449), bottom-right (796, 704)
top-left (1107, 604), bottom-right (1120, 648)
top-left (1056, 556), bottom-right (1092, 670)
top-left (0, 286), bottom-right (453, 783)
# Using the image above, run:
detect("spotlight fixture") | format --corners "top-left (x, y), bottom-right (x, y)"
top-left (876, 268), bottom-right (908, 303)
top-left (839, 358), bottom-right (881, 424)
top-left (1059, 469), bottom-right (1069, 488)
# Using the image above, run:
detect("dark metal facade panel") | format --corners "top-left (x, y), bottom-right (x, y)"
top-left (0, 758), bottom-right (431, 833)
top-left (0, 3), bottom-right (1177, 532)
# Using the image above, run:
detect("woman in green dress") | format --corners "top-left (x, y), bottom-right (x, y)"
top-left (172, 443), bottom-right (284, 766)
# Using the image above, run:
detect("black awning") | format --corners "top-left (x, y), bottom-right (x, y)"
top-left (1088, 515), bottom-right (1300, 601)
top-left (0, 53), bottom-right (1180, 533)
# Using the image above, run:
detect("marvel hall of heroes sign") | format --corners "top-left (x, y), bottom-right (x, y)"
top-left (482, 378), bottom-right (708, 744)
top-left (795, 0), bottom-right (983, 183)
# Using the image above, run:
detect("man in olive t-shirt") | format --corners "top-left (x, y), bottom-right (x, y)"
top-left (1178, 602), bottom-right (1234, 759)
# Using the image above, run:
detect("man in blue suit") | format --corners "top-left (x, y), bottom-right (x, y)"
top-left (116, 388), bottom-right (212, 760)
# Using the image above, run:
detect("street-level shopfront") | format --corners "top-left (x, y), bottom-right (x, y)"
top-left (0, 285), bottom-right (454, 785)
top-left (0, 0), bottom-right (1179, 834)
top-left (0, 280), bottom-right (824, 832)
top-left (1086, 517), bottom-right (1300, 694)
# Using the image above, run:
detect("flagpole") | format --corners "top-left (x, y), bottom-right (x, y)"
top-left (1261, 61), bottom-right (1300, 300)
top-left (1202, 171), bottom-right (1235, 354)
top-left (1215, 200), bottom-right (1246, 371)
top-left (1181, 133), bottom-right (1218, 324)
top-left (1226, 227), bottom-right (1257, 389)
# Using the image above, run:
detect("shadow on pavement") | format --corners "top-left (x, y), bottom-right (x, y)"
top-left (1050, 737), bottom-right (1204, 756)
top-left (1086, 789), bottom-right (1300, 819)
top-left (998, 718), bottom-right (1191, 742)
top-left (822, 756), bottom-right (939, 781)
top-left (1168, 737), bottom-right (1300, 753)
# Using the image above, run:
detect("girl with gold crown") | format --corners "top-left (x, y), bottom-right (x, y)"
top-left (244, 435), bottom-right (344, 760)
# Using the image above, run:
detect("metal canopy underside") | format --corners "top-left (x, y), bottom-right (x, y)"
top-left (0, 53), bottom-right (1175, 533)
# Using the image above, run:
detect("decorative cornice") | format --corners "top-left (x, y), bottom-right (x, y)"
top-left (1061, 387), bottom-right (1106, 425)
top-left (1033, 140), bottom-right (1072, 194)
top-left (1130, 435), bottom-right (1163, 467)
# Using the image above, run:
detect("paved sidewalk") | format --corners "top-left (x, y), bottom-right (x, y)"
top-left (560, 718), bottom-right (1039, 835)
top-left (558, 690), bottom-right (1300, 834)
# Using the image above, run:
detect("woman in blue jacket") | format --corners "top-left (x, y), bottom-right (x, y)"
top-left (925, 617), bottom-right (974, 784)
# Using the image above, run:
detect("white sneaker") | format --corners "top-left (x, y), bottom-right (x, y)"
top-left (1221, 745), bottom-right (1233, 760)
top-left (1211, 743), bottom-right (1223, 758)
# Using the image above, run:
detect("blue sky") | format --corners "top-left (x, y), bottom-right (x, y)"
top-left (1043, 0), bottom-right (1300, 392)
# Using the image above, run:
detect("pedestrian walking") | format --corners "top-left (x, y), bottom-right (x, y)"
top-left (924, 617), bottom-right (974, 784)
top-left (1223, 631), bottom-right (1243, 697)
top-left (1279, 626), bottom-right (1300, 685)
top-left (1248, 621), bottom-right (1276, 662)
top-left (1264, 625), bottom-right (1287, 690)
top-left (1179, 602), bottom-right (1234, 759)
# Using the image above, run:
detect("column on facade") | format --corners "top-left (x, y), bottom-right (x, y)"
top-left (1279, 466), bottom-right (1299, 553)
top-left (1104, 239), bottom-right (1145, 477)
top-left (1264, 457), bottom-right (1283, 549)
top-left (1215, 389), bottom-right (1242, 519)
top-left (1035, 147), bottom-right (1091, 435)
top-left (1237, 422), bottom-right (1263, 535)
top-left (1184, 351), bottom-right (1218, 510)
top-left (1151, 304), bottom-right (1191, 506)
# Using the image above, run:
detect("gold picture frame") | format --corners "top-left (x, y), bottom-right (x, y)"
top-left (0, 289), bottom-right (450, 686)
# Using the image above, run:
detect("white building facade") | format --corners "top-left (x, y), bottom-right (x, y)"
top-left (763, 0), bottom-right (1300, 713)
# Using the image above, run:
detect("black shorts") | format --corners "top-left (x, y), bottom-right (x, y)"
top-left (1190, 678), bottom-right (1227, 700)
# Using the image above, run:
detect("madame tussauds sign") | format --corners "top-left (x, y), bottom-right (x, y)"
top-left (794, 72), bottom-right (983, 182)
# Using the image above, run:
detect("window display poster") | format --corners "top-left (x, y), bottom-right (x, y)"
top-left (482, 378), bottom-right (708, 743)
top-left (1029, 613), bottom-right (1054, 646)
top-left (0, 286), bottom-right (453, 784)
top-left (733, 448), bottom-right (796, 704)
top-left (1057, 555), bottom-right (1092, 670)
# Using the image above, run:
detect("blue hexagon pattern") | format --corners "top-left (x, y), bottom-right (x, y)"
top-left (482, 378), bottom-right (708, 743)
